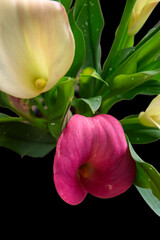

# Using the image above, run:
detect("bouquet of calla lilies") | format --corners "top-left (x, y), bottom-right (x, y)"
top-left (0, 0), bottom-right (160, 216)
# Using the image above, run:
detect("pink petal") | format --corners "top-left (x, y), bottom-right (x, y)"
top-left (53, 114), bottom-right (136, 205)
top-left (79, 114), bottom-right (136, 198)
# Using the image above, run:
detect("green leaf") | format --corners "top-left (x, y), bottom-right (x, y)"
top-left (46, 78), bottom-right (75, 140)
top-left (0, 113), bottom-right (9, 118)
top-left (135, 24), bottom-right (160, 55)
top-left (0, 113), bottom-right (23, 123)
top-left (72, 96), bottom-right (102, 116)
top-left (121, 115), bottom-right (160, 144)
top-left (73, 0), bottom-right (104, 73)
top-left (110, 70), bottom-right (160, 96)
top-left (100, 79), bottom-right (160, 114)
top-left (104, 27), bottom-right (160, 85)
top-left (53, 0), bottom-right (73, 11)
top-left (0, 91), bottom-right (10, 108)
top-left (67, 9), bottom-right (85, 77)
top-left (140, 60), bottom-right (160, 72)
top-left (110, 47), bottom-right (134, 71)
top-left (80, 68), bottom-right (108, 84)
top-left (137, 31), bottom-right (160, 71)
top-left (79, 67), bottom-right (108, 98)
top-left (0, 115), bottom-right (56, 157)
top-left (116, 80), bottom-right (160, 102)
top-left (102, 0), bottom-right (136, 79)
top-left (136, 188), bottom-right (160, 216)
top-left (128, 140), bottom-right (160, 216)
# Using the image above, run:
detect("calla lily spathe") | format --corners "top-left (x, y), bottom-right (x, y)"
top-left (139, 95), bottom-right (160, 129)
top-left (0, 0), bottom-right (75, 98)
top-left (53, 114), bottom-right (136, 205)
top-left (128, 0), bottom-right (160, 35)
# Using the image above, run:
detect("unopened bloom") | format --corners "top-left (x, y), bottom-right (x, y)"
top-left (0, 0), bottom-right (75, 98)
top-left (53, 114), bottom-right (136, 205)
top-left (128, 0), bottom-right (160, 35)
top-left (139, 95), bottom-right (160, 129)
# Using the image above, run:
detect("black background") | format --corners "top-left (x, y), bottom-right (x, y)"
top-left (1, 0), bottom-right (160, 235)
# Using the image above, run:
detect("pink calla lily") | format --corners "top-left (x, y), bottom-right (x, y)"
top-left (53, 114), bottom-right (136, 205)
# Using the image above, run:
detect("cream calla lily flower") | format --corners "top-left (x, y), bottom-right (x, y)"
top-left (139, 95), bottom-right (160, 129)
top-left (128, 0), bottom-right (160, 35)
top-left (0, 0), bottom-right (75, 98)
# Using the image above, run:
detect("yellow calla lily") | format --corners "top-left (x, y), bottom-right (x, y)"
top-left (128, 0), bottom-right (160, 35)
top-left (139, 95), bottom-right (160, 129)
top-left (0, 0), bottom-right (75, 98)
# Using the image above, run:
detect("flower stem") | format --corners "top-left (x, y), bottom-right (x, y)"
top-left (0, 116), bottom-right (24, 123)
top-left (34, 97), bottom-right (48, 118)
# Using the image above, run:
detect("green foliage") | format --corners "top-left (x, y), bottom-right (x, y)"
top-left (102, 0), bottom-right (136, 79)
top-left (0, 113), bottom-right (56, 157)
top-left (100, 24), bottom-right (160, 113)
top-left (72, 96), bottom-right (102, 116)
top-left (128, 141), bottom-right (160, 216)
top-left (73, 0), bottom-right (104, 73)
top-left (110, 70), bottom-right (160, 97)
top-left (67, 9), bottom-right (85, 77)
top-left (79, 67), bottom-right (108, 98)
top-left (45, 77), bottom-right (76, 140)
top-left (121, 116), bottom-right (160, 144)
top-left (0, 0), bottom-right (160, 215)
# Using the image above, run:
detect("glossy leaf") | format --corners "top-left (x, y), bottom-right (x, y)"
top-left (128, 140), bottom-right (160, 216)
top-left (79, 67), bottom-right (108, 98)
top-left (0, 114), bottom-right (56, 157)
top-left (67, 9), bottom-right (85, 77)
top-left (137, 31), bottom-right (160, 71)
top-left (110, 70), bottom-right (160, 96)
top-left (72, 96), bottom-right (102, 116)
top-left (136, 187), bottom-right (160, 216)
top-left (105, 26), bottom-right (160, 85)
top-left (117, 80), bottom-right (160, 102)
top-left (73, 0), bottom-right (104, 73)
top-left (47, 78), bottom-right (76, 140)
top-left (121, 115), bottom-right (160, 144)
top-left (102, 0), bottom-right (136, 79)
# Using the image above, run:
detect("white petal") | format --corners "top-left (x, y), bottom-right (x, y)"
top-left (128, 1), bottom-right (160, 35)
top-left (139, 95), bottom-right (160, 129)
top-left (146, 95), bottom-right (160, 115)
top-left (0, 0), bottom-right (75, 98)
top-left (139, 111), bottom-right (160, 129)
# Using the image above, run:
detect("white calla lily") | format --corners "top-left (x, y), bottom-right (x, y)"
top-left (139, 95), bottom-right (160, 129)
top-left (128, 0), bottom-right (160, 35)
top-left (0, 0), bottom-right (75, 98)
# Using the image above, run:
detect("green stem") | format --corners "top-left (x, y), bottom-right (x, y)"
top-left (120, 115), bottom-right (140, 126)
top-left (0, 115), bottom-right (48, 130)
top-left (0, 117), bottom-right (24, 123)
top-left (34, 97), bottom-right (48, 118)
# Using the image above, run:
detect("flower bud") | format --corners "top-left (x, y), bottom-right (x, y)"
top-left (139, 95), bottom-right (160, 129)
top-left (0, 0), bottom-right (75, 98)
top-left (128, 0), bottom-right (160, 36)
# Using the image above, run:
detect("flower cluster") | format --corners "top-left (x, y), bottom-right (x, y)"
top-left (0, 0), bottom-right (160, 216)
